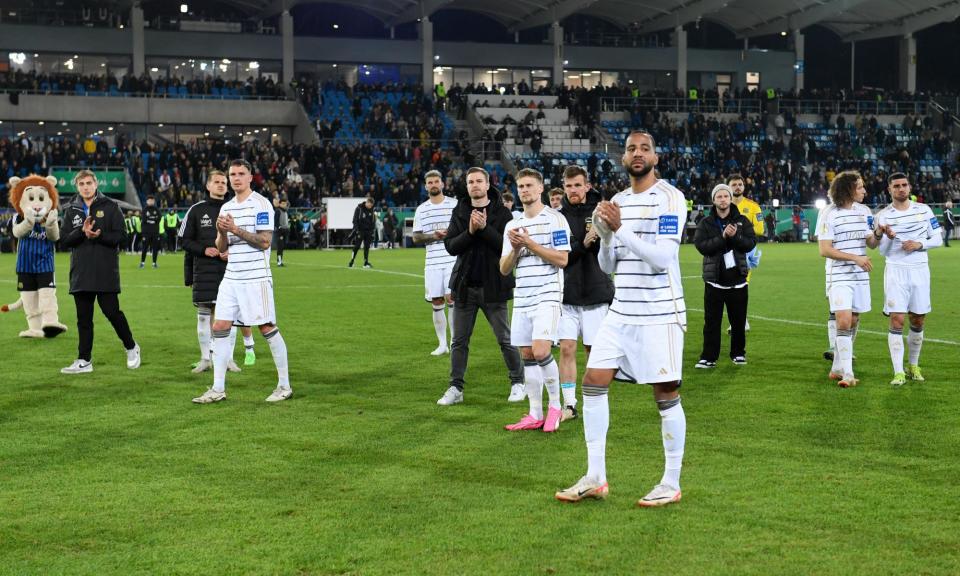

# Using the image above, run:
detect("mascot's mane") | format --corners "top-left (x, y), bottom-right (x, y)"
top-left (8, 175), bottom-right (59, 216)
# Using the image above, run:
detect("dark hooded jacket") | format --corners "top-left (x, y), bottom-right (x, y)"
top-left (693, 202), bottom-right (756, 286)
top-left (559, 188), bottom-right (614, 306)
top-left (179, 196), bottom-right (229, 303)
top-left (444, 187), bottom-right (515, 303)
top-left (60, 192), bottom-right (127, 293)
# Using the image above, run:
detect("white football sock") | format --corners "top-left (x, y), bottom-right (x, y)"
top-left (827, 314), bottom-right (836, 350)
top-left (242, 331), bottom-right (255, 351)
top-left (212, 329), bottom-right (232, 393)
top-left (523, 360), bottom-right (544, 420)
top-left (561, 381), bottom-right (577, 407)
top-left (264, 328), bottom-right (290, 389)
top-left (539, 355), bottom-right (561, 410)
top-left (197, 309), bottom-right (211, 361)
top-left (888, 328), bottom-right (904, 374)
top-left (907, 326), bottom-right (924, 366)
top-left (432, 304), bottom-right (447, 348)
top-left (836, 330), bottom-right (854, 377)
top-left (582, 385), bottom-right (609, 484)
top-left (658, 397), bottom-right (686, 491)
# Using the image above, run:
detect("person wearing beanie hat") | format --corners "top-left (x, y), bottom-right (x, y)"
top-left (693, 183), bottom-right (757, 368)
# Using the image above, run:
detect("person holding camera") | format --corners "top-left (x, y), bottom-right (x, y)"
top-left (694, 183), bottom-right (756, 368)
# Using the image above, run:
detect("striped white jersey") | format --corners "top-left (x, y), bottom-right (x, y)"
top-left (876, 201), bottom-right (941, 266)
top-left (816, 202), bottom-right (872, 287)
top-left (221, 191), bottom-right (274, 283)
top-left (604, 181), bottom-right (687, 326)
top-left (502, 205), bottom-right (571, 311)
top-left (412, 195), bottom-right (457, 271)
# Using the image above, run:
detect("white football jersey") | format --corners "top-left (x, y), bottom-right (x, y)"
top-left (876, 201), bottom-right (941, 266)
top-left (603, 180), bottom-right (687, 326)
top-left (221, 191), bottom-right (274, 283)
top-left (412, 196), bottom-right (457, 271)
top-left (816, 202), bottom-right (872, 288)
top-left (502, 205), bottom-right (571, 311)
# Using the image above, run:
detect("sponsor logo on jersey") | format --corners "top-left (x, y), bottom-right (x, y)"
top-left (256, 212), bottom-right (270, 226)
top-left (201, 214), bottom-right (213, 228)
top-left (552, 229), bottom-right (569, 247)
top-left (930, 216), bottom-right (941, 229)
top-left (658, 214), bottom-right (679, 235)
top-left (867, 216), bottom-right (874, 228)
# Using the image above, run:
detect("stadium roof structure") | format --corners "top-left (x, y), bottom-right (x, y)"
top-left (223, 0), bottom-right (960, 42)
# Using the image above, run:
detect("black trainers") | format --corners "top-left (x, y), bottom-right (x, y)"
top-left (695, 359), bottom-right (716, 369)
top-left (363, 262), bottom-right (372, 269)
top-left (732, 356), bottom-right (747, 365)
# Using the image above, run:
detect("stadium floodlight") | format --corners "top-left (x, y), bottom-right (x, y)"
top-left (332, 64), bottom-right (338, 68)
top-left (780, 31), bottom-right (787, 36)
top-left (200, 62), bottom-right (207, 70)
top-left (563, 60), bottom-right (568, 65)
top-left (38, 121), bottom-right (44, 126)
top-left (772, 199), bottom-right (780, 207)
top-left (150, 67), bottom-right (158, 72)
top-left (333, 24), bottom-right (339, 29)
top-left (434, 55), bottom-right (439, 61)
top-left (222, 58), bottom-right (231, 64)
top-left (248, 61), bottom-right (259, 69)
top-left (9, 52), bottom-right (26, 65)
top-left (181, 4), bottom-right (188, 13)
top-left (814, 198), bottom-right (827, 210)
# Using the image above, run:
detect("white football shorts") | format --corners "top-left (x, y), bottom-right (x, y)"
top-left (883, 263), bottom-right (930, 315)
top-left (827, 283), bottom-right (871, 314)
top-left (587, 319), bottom-right (684, 385)
top-left (558, 303), bottom-right (609, 346)
top-left (214, 279), bottom-right (277, 326)
top-left (424, 266), bottom-right (453, 301)
top-left (510, 304), bottom-right (561, 347)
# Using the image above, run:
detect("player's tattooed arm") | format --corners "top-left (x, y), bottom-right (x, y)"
top-left (234, 228), bottom-right (273, 250)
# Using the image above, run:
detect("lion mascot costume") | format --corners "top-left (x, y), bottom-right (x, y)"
top-left (6, 175), bottom-right (68, 338)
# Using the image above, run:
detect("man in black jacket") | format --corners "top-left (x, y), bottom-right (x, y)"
top-left (557, 165), bottom-right (614, 420)
top-left (348, 197), bottom-right (375, 268)
top-left (436, 167), bottom-right (524, 405)
top-left (60, 170), bottom-right (139, 374)
top-left (179, 170), bottom-right (252, 373)
top-left (693, 183), bottom-right (756, 368)
top-left (139, 195), bottom-right (163, 268)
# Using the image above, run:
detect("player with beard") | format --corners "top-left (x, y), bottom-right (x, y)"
top-left (556, 131), bottom-right (688, 507)
top-left (412, 170), bottom-right (458, 355)
top-left (727, 174), bottom-right (763, 332)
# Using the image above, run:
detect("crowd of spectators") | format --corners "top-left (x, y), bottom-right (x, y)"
top-left (0, 69), bottom-right (287, 98)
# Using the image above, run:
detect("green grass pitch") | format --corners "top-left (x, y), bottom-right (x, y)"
top-left (0, 243), bottom-right (958, 575)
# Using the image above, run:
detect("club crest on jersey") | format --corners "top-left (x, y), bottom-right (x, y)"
top-left (658, 214), bottom-right (679, 235)
top-left (96, 210), bottom-right (105, 218)
top-left (256, 212), bottom-right (270, 226)
top-left (930, 216), bottom-right (941, 229)
top-left (552, 229), bottom-right (569, 247)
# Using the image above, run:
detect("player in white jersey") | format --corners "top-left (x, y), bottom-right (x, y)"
top-left (412, 170), bottom-right (458, 356)
top-left (556, 131), bottom-right (687, 507)
top-left (875, 173), bottom-right (942, 385)
top-left (816, 171), bottom-right (880, 388)
top-left (192, 159), bottom-right (292, 404)
top-left (499, 168), bottom-right (571, 433)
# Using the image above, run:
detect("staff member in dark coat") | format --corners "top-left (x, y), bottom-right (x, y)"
top-left (60, 170), bottom-right (139, 374)
top-left (179, 169), bottom-right (251, 372)
top-left (693, 183), bottom-right (756, 368)
top-left (348, 196), bottom-right (375, 268)
top-left (435, 166), bottom-right (524, 406)
top-left (139, 195), bottom-right (163, 268)
top-left (557, 165), bottom-right (615, 420)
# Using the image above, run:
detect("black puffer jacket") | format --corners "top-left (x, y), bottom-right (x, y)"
top-left (444, 188), bottom-right (515, 303)
top-left (60, 193), bottom-right (127, 294)
top-left (693, 203), bottom-right (757, 286)
top-left (179, 197), bottom-right (228, 303)
top-left (352, 203), bottom-right (375, 235)
top-left (560, 188), bottom-right (614, 306)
